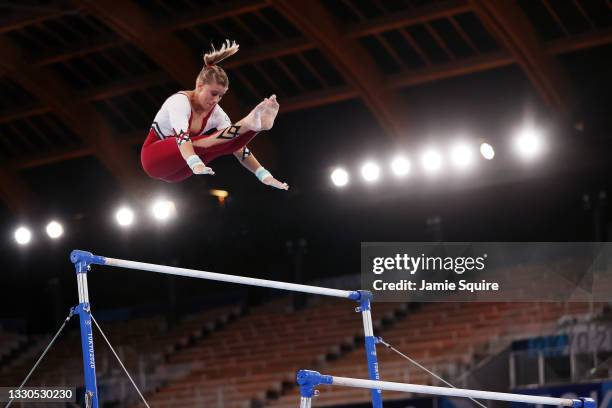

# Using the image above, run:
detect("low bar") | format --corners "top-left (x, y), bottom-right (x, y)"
top-left (296, 370), bottom-right (596, 408)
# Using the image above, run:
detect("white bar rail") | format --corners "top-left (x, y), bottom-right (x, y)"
top-left (296, 370), bottom-right (594, 408)
top-left (332, 376), bottom-right (576, 406)
top-left (71, 250), bottom-right (359, 300)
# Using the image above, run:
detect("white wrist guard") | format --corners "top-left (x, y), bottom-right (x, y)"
top-left (186, 155), bottom-right (204, 171)
top-left (255, 167), bottom-right (272, 182)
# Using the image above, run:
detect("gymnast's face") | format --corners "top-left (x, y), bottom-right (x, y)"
top-left (195, 81), bottom-right (227, 112)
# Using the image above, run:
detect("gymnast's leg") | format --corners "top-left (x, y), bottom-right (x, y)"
top-left (192, 95), bottom-right (279, 149)
top-left (141, 135), bottom-right (194, 182)
top-left (163, 167), bottom-right (193, 183)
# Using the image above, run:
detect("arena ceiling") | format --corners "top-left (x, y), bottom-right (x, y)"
top-left (0, 0), bottom-right (611, 217)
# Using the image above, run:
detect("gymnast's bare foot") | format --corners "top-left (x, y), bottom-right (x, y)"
top-left (260, 95), bottom-right (279, 131)
top-left (240, 95), bottom-right (279, 132)
top-left (239, 100), bottom-right (264, 131)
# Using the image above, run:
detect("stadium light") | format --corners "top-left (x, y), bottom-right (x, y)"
top-left (421, 150), bottom-right (442, 173)
top-left (45, 220), bottom-right (64, 239)
top-left (361, 162), bottom-right (380, 182)
top-left (115, 206), bottom-right (135, 227)
top-left (450, 143), bottom-right (474, 169)
top-left (514, 126), bottom-right (544, 160)
top-left (151, 199), bottom-right (176, 221)
top-left (14, 226), bottom-right (32, 245)
top-left (480, 143), bottom-right (495, 160)
top-left (390, 156), bottom-right (411, 176)
top-left (331, 168), bottom-right (349, 187)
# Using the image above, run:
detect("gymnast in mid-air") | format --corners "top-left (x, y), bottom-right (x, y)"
top-left (141, 40), bottom-right (288, 190)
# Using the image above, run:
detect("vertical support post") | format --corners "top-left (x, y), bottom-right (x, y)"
top-left (569, 348), bottom-right (576, 382)
top-left (71, 251), bottom-right (101, 408)
top-left (538, 350), bottom-right (545, 385)
top-left (357, 290), bottom-right (382, 408)
top-left (297, 370), bottom-right (333, 408)
top-left (299, 397), bottom-right (312, 408)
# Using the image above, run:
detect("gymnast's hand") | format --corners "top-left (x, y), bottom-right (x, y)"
top-left (192, 163), bottom-right (215, 175)
top-left (262, 175), bottom-right (289, 190)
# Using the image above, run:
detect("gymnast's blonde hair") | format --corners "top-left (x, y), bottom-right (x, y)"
top-left (196, 39), bottom-right (239, 88)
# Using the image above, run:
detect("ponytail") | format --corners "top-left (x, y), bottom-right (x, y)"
top-left (197, 40), bottom-right (239, 87)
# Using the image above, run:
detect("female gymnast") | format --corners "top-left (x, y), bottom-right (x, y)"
top-left (141, 40), bottom-right (288, 190)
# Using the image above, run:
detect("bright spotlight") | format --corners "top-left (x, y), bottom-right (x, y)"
top-left (391, 156), bottom-right (411, 176)
top-left (14, 226), bottom-right (32, 245)
top-left (45, 221), bottom-right (64, 239)
top-left (480, 143), bottom-right (495, 160)
top-left (450, 143), bottom-right (473, 168)
top-left (331, 168), bottom-right (349, 187)
top-left (361, 162), bottom-right (380, 182)
top-left (116, 207), bottom-right (135, 227)
top-left (514, 127), bottom-right (544, 159)
top-left (151, 199), bottom-right (176, 221)
top-left (421, 150), bottom-right (442, 173)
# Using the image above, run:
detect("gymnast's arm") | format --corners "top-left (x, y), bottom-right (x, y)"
top-left (167, 93), bottom-right (213, 175)
top-left (233, 147), bottom-right (289, 190)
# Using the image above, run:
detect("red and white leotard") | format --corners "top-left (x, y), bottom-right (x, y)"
top-left (150, 93), bottom-right (231, 140)
top-left (141, 93), bottom-right (257, 183)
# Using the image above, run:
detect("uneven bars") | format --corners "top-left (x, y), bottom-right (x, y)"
top-left (296, 370), bottom-right (595, 408)
top-left (70, 250), bottom-right (360, 300)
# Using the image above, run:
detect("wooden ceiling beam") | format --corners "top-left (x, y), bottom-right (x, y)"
top-left (0, 103), bottom-right (50, 124)
top-left (20, 0), bottom-right (468, 81)
top-left (76, 0), bottom-right (243, 118)
top-left (10, 145), bottom-right (93, 170)
top-left (344, 0), bottom-right (471, 39)
top-left (0, 164), bottom-right (38, 216)
top-left (270, 0), bottom-right (411, 140)
top-left (157, 0), bottom-right (268, 33)
top-left (7, 0), bottom-right (611, 81)
top-left (0, 71), bottom-right (169, 124)
top-left (0, 36), bottom-right (145, 195)
top-left (3, 27), bottom-right (611, 125)
top-left (470, 0), bottom-right (575, 118)
top-left (0, 6), bottom-right (77, 34)
top-left (30, 35), bottom-right (124, 66)
top-left (224, 38), bottom-right (313, 69)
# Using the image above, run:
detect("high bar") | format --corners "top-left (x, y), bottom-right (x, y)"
top-left (296, 371), bottom-right (595, 408)
top-left (70, 250), bottom-right (360, 300)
